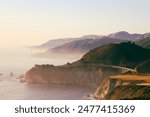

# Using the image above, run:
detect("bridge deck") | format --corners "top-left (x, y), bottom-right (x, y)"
top-left (110, 75), bottom-right (150, 81)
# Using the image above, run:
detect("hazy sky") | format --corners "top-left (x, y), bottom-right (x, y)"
top-left (0, 0), bottom-right (150, 47)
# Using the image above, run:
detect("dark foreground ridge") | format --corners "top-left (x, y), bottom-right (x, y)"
top-left (80, 42), bottom-right (150, 68)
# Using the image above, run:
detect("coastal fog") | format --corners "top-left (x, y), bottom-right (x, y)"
top-left (0, 47), bottom-right (93, 100)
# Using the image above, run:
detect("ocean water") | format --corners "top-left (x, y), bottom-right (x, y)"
top-left (0, 47), bottom-right (93, 100)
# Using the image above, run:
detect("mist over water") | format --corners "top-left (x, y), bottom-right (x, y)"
top-left (0, 47), bottom-right (79, 74)
top-left (0, 47), bottom-right (92, 100)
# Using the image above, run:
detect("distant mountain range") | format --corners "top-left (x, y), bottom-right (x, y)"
top-left (108, 31), bottom-right (150, 40)
top-left (46, 37), bottom-right (123, 54)
top-left (35, 31), bottom-right (150, 48)
top-left (33, 31), bottom-right (150, 57)
top-left (33, 38), bottom-right (79, 49)
top-left (33, 35), bottom-right (104, 49)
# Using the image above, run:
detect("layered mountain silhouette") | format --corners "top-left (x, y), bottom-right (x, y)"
top-left (35, 31), bottom-right (150, 49)
top-left (46, 37), bottom-right (122, 54)
top-left (34, 31), bottom-right (150, 57)
top-left (33, 35), bottom-right (104, 49)
top-left (32, 38), bottom-right (79, 49)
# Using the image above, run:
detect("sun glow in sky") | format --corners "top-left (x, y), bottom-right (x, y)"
top-left (0, 0), bottom-right (150, 47)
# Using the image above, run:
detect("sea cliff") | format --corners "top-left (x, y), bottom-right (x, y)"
top-left (19, 64), bottom-right (123, 87)
top-left (95, 74), bottom-right (150, 99)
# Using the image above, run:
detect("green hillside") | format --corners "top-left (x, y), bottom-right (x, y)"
top-left (136, 37), bottom-right (150, 49)
top-left (136, 59), bottom-right (150, 74)
top-left (80, 42), bottom-right (150, 68)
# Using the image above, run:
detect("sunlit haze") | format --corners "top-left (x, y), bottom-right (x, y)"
top-left (0, 0), bottom-right (150, 47)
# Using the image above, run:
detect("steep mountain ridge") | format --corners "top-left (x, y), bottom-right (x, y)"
top-left (80, 42), bottom-right (150, 68)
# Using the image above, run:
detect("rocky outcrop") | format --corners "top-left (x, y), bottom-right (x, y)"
top-left (95, 75), bottom-right (150, 100)
top-left (19, 64), bottom-right (123, 87)
top-left (20, 64), bottom-right (100, 87)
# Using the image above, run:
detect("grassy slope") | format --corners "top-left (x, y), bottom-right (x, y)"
top-left (136, 37), bottom-right (150, 49)
top-left (80, 42), bottom-right (150, 68)
top-left (136, 59), bottom-right (150, 74)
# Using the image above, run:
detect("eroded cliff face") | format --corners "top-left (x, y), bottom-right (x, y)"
top-left (95, 75), bottom-right (150, 100)
top-left (95, 78), bottom-right (131, 99)
top-left (20, 65), bottom-right (102, 87)
top-left (19, 64), bottom-right (122, 87)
